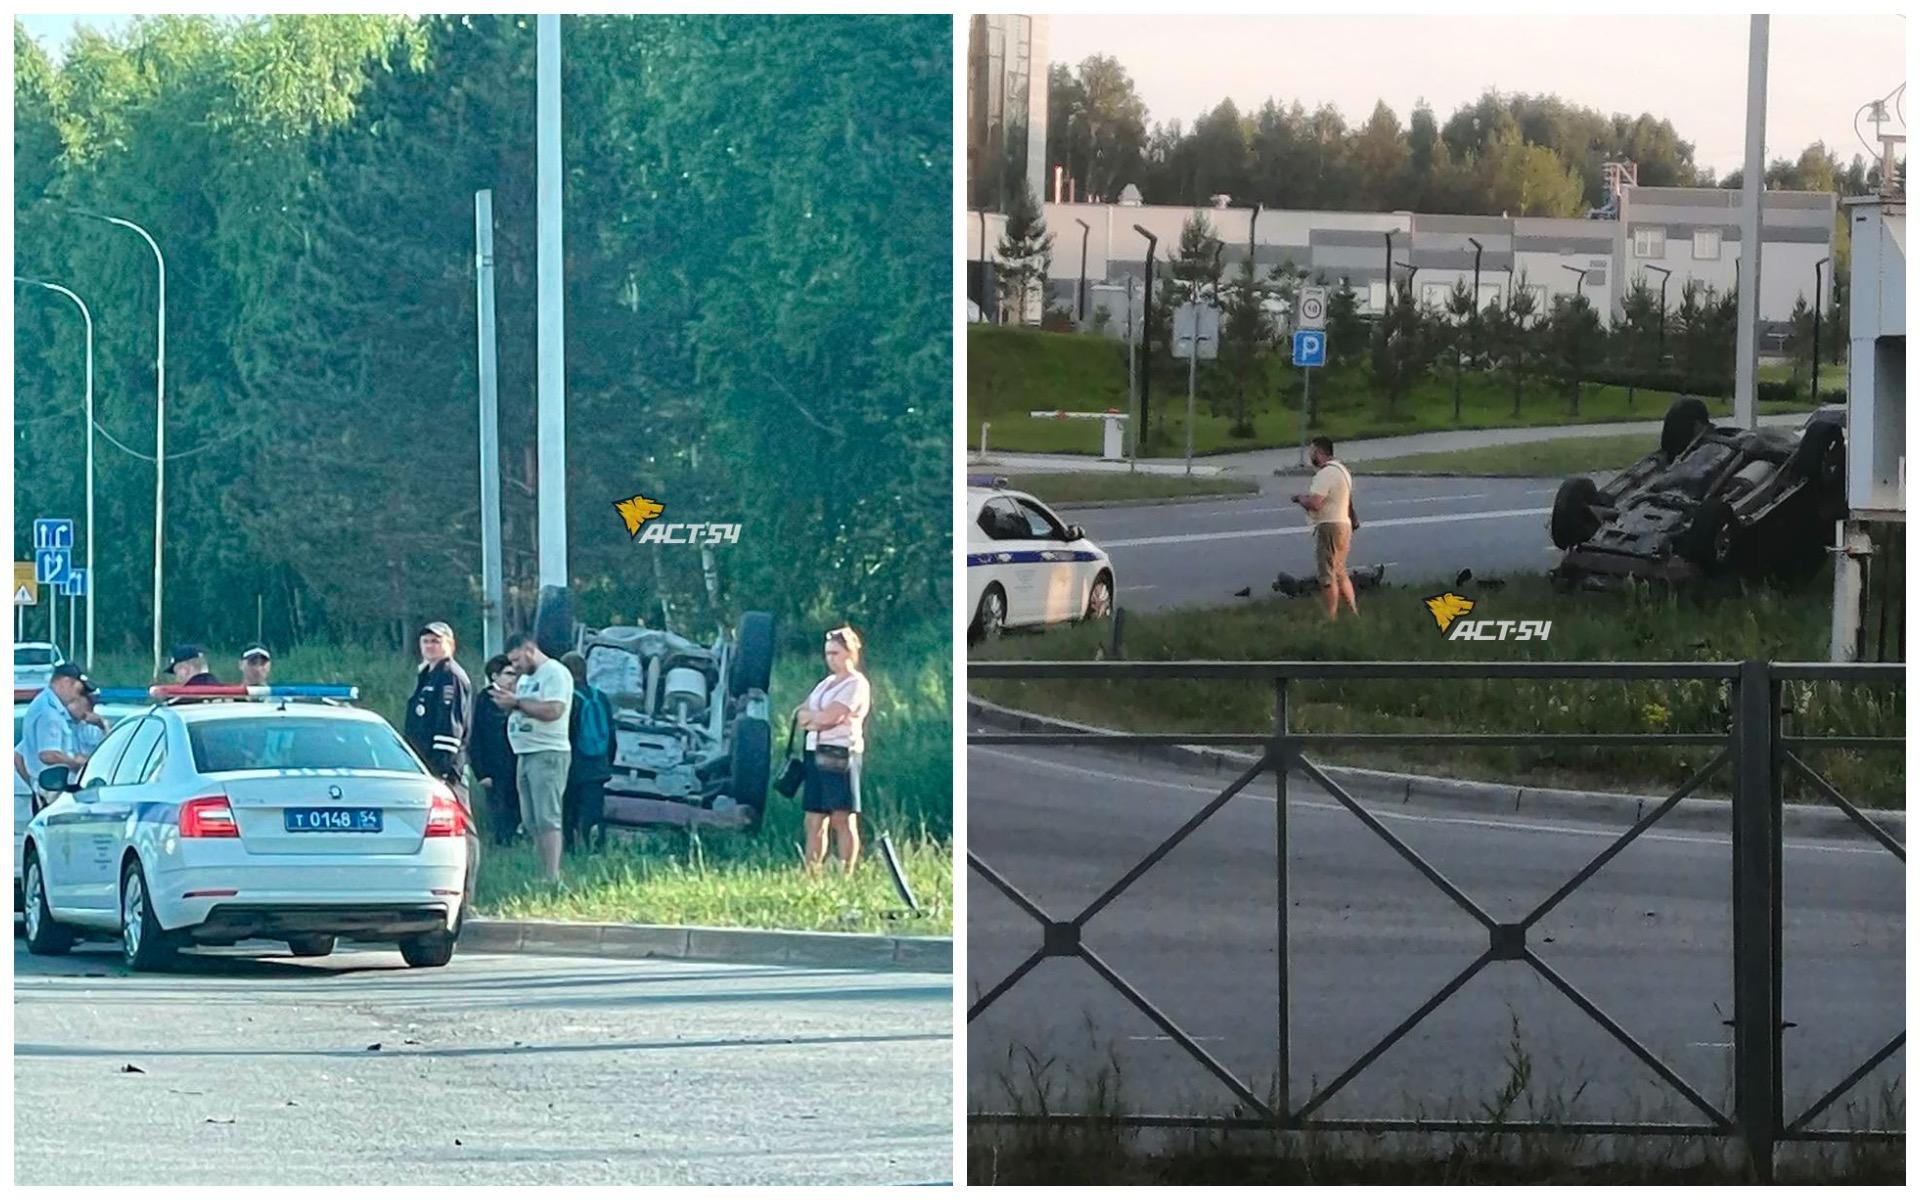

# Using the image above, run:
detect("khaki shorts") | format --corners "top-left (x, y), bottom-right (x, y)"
top-left (516, 750), bottom-right (571, 834)
top-left (1314, 522), bottom-right (1352, 586)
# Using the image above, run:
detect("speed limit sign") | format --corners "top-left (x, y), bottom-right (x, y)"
top-left (1297, 286), bottom-right (1328, 329)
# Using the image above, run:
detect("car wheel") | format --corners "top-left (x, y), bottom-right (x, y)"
top-left (1661, 397), bottom-right (1711, 461)
top-left (730, 611), bottom-right (776, 696)
top-left (399, 928), bottom-right (457, 968)
top-left (971, 585), bottom-right (1007, 644)
top-left (21, 851), bottom-right (74, 956)
top-left (1679, 498), bottom-right (1737, 570)
top-left (1550, 477), bottom-right (1602, 550)
top-left (286, 935), bottom-right (336, 958)
top-left (730, 715), bottom-right (772, 813)
top-left (1083, 572), bottom-right (1115, 621)
top-left (120, 859), bottom-right (177, 972)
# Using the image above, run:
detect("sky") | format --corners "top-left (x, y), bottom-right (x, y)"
top-left (1048, 14), bottom-right (1908, 179)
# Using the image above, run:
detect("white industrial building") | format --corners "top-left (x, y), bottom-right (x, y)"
top-left (970, 181), bottom-right (1837, 338)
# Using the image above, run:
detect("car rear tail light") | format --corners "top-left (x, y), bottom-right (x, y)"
top-left (425, 788), bottom-right (467, 838)
top-left (179, 795), bottom-right (239, 838)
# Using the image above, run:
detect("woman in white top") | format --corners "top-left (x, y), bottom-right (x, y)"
top-left (795, 625), bottom-right (872, 873)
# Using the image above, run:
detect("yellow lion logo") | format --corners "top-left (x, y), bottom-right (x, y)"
top-left (1423, 592), bottom-right (1475, 633)
top-left (613, 494), bottom-right (666, 539)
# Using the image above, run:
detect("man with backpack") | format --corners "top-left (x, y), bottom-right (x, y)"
top-left (559, 652), bottom-right (615, 853)
top-left (1290, 435), bottom-right (1360, 621)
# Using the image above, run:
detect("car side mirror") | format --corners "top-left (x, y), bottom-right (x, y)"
top-left (1066, 525), bottom-right (1085, 542)
top-left (37, 765), bottom-right (71, 793)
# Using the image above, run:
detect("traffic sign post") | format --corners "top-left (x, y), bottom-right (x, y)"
top-left (61, 569), bottom-right (87, 658)
top-left (1297, 286), bottom-right (1328, 329)
top-left (33, 517), bottom-right (74, 553)
top-left (1293, 330), bottom-right (1329, 467)
top-left (14, 562), bottom-right (36, 607)
top-left (1176, 300), bottom-right (1221, 477)
top-left (35, 546), bottom-right (71, 653)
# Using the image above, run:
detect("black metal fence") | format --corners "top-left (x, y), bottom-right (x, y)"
top-left (967, 659), bottom-right (1904, 1177)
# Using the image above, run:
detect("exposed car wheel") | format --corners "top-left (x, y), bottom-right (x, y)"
top-left (21, 852), bottom-right (74, 956)
top-left (120, 859), bottom-right (177, 972)
top-left (399, 928), bottom-right (457, 968)
top-left (1788, 419), bottom-right (1847, 519)
top-left (1549, 477), bottom-right (1602, 550)
top-left (971, 585), bottom-right (1007, 644)
top-left (1083, 571), bottom-right (1115, 621)
top-left (1679, 498), bottom-right (1737, 570)
top-left (1661, 397), bottom-right (1711, 461)
top-left (730, 715), bottom-right (772, 814)
top-left (730, 611), bottom-right (776, 696)
top-left (533, 584), bottom-right (575, 658)
top-left (286, 935), bottom-right (336, 958)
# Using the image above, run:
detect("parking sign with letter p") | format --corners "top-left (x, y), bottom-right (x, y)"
top-left (1292, 330), bottom-right (1327, 368)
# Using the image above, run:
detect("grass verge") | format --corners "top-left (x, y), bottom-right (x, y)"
top-left (970, 325), bottom-right (1809, 456)
top-left (971, 574), bottom-right (1904, 807)
top-left (1358, 432), bottom-right (1657, 477)
top-left (1004, 472), bottom-right (1258, 505)
top-left (85, 618), bottom-right (954, 934)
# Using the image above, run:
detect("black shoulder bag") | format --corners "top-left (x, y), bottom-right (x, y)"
top-left (774, 716), bottom-right (806, 797)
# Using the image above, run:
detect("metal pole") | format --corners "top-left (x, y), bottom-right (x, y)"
top-left (1135, 225), bottom-right (1158, 445)
top-left (977, 210), bottom-right (989, 324)
top-left (1731, 658), bottom-right (1779, 1181)
top-left (1383, 230), bottom-right (1393, 313)
top-left (1126, 276), bottom-right (1138, 468)
top-left (475, 189), bottom-right (505, 659)
top-left (1075, 218), bottom-right (1090, 324)
top-left (1185, 320), bottom-right (1197, 476)
top-left (1299, 367), bottom-right (1312, 469)
top-left (16, 278), bottom-right (95, 664)
top-left (536, 15), bottom-right (569, 595)
top-left (1811, 257), bottom-right (1829, 405)
top-left (1648, 266), bottom-right (1672, 365)
top-left (1734, 15), bottom-right (1768, 430)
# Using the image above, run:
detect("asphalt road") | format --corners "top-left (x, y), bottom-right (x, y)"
top-left (16, 942), bottom-right (951, 1185)
top-left (967, 743), bottom-right (1904, 1128)
top-left (1062, 477), bottom-right (1564, 612)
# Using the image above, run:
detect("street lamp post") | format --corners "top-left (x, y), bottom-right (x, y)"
top-left (77, 210), bottom-right (165, 675)
top-left (1646, 265), bottom-right (1672, 364)
top-left (1383, 230), bottom-right (1395, 314)
top-left (15, 278), bottom-right (95, 665)
top-left (1134, 224), bottom-right (1159, 443)
top-left (1074, 217), bottom-right (1091, 325)
top-left (977, 210), bottom-right (991, 324)
top-left (1812, 256), bottom-right (1831, 405)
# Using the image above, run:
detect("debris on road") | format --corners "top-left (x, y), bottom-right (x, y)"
top-left (120, 1064), bottom-right (145, 1074)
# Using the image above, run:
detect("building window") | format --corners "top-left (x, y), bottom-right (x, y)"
top-left (1632, 226), bottom-right (1666, 258)
top-left (1692, 229), bottom-right (1722, 261)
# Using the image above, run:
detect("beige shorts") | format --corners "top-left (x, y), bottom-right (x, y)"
top-left (1314, 523), bottom-right (1352, 586)
top-left (516, 750), bottom-right (571, 833)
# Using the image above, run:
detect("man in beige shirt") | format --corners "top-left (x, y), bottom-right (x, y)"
top-left (1290, 435), bottom-right (1359, 620)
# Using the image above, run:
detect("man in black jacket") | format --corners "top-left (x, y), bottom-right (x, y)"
top-left (469, 654), bottom-right (520, 846)
top-left (403, 621), bottom-right (477, 919)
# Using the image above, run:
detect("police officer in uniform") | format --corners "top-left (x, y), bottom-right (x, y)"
top-left (404, 621), bottom-right (478, 925)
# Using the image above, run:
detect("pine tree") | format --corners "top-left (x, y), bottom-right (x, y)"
top-left (995, 183), bottom-right (1054, 325)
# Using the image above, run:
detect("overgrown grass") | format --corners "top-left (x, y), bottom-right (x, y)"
top-left (84, 618), bottom-right (954, 933)
top-left (972, 574), bottom-right (1904, 807)
top-left (1358, 433), bottom-right (1658, 477)
top-left (970, 1021), bottom-right (1903, 1184)
top-left (1003, 472), bottom-right (1258, 504)
top-left (970, 325), bottom-right (1809, 456)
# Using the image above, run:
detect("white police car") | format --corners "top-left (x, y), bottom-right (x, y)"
top-left (14, 688), bottom-right (146, 916)
top-left (967, 476), bottom-right (1115, 642)
top-left (14, 642), bottom-right (65, 690)
top-left (20, 685), bottom-right (472, 971)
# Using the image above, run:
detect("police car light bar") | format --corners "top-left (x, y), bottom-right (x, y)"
top-left (147, 684), bottom-right (360, 701)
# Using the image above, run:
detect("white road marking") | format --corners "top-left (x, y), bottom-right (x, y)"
top-left (1119, 584), bottom-right (1158, 592)
top-left (1104, 507), bottom-right (1551, 549)
top-left (1371, 493), bottom-right (1487, 506)
top-left (970, 747), bottom-right (1889, 858)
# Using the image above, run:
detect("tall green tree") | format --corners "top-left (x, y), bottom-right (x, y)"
top-left (995, 182), bottom-right (1054, 324)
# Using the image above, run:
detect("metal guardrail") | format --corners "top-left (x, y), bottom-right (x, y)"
top-left (967, 659), bottom-right (1905, 1178)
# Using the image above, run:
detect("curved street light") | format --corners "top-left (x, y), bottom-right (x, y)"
top-left (14, 277), bottom-right (94, 665)
top-left (73, 209), bottom-right (166, 675)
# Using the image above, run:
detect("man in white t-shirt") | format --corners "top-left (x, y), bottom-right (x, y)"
top-left (494, 633), bottom-right (573, 884)
top-left (1289, 435), bottom-right (1359, 620)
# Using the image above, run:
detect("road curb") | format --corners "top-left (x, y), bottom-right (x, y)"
top-left (461, 918), bottom-right (951, 973)
top-left (1051, 489), bottom-right (1261, 511)
top-left (967, 696), bottom-right (1904, 845)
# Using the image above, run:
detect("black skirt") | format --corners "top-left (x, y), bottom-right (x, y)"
top-left (801, 749), bottom-right (863, 814)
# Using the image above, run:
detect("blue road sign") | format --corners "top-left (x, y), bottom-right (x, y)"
top-left (1292, 330), bottom-right (1327, 368)
top-left (60, 568), bottom-right (88, 597)
top-left (35, 547), bottom-right (72, 587)
top-left (33, 518), bottom-right (74, 553)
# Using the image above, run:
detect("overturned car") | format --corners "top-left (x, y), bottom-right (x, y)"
top-left (1549, 398), bottom-right (1846, 587)
top-left (580, 613), bottom-right (776, 831)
